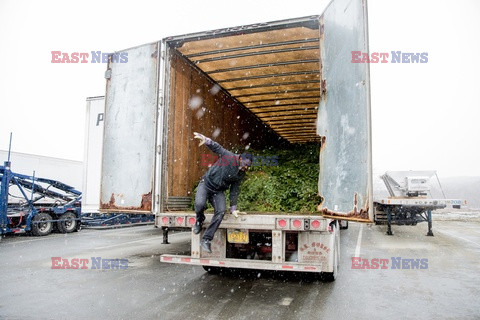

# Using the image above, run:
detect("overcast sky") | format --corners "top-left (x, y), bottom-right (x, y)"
top-left (0, 0), bottom-right (479, 178)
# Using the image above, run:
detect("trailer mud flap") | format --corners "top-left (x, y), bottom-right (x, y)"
top-left (316, 0), bottom-right (373, 223)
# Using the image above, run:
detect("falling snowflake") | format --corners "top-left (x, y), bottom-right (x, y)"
top-left (210, 85), bottom-right (221, 95)
top-left (196, 108), bottom-right (205, 119)
top-left (212, 128), bottom-right (221, 138)
top-left (188, 96), bottom-right (203, 110)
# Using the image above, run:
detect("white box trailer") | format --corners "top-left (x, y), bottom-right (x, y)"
top-left (82, 96), bottom-right (155, 227)
top-left (82, 96), bottom-right (105, 213)
top-left (99, 0), bottom-right (373, 280)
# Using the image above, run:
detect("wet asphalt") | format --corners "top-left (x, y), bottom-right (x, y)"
top-left (0, 218), bottom-right (479, 319)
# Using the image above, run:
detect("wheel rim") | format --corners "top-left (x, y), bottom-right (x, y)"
top-left (39, 217), bottom-right (51, 232)
top-left (64, 215), bottom-right (75, 231)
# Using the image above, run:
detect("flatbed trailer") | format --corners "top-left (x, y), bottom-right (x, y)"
top-left (372, 171), bottom-right (465, 236)
top-left (374, 198), bottom-right (465, 236)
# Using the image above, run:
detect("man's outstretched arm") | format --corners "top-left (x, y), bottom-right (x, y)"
top-left (193, 132), bottom-right (235, 157)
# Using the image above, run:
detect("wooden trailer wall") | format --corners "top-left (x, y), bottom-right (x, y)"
top-left (166, 51), bottom-right (282, 201)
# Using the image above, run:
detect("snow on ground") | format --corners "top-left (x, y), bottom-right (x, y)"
top-left (432, 208), bottom-right (480, 222)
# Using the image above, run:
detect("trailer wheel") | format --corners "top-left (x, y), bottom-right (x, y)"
top-left (340, 221), bottom-right (349, 230)
top-left (57, 212), bottom-right (77, 233)
top-left (202, 266), bottom-right (222, 274)
top-left (31, 213), bottom-right (53, 236)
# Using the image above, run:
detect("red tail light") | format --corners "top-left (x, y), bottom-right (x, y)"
top-left (161, 217), bottom-right (169, 225)
top-left (292, 219), bottom-right (302, 229)
top-left (311, 219), bottom-right (321, 229)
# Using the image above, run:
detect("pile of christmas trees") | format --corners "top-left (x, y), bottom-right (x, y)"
top-left (235, 143), bottom-right (321, 213)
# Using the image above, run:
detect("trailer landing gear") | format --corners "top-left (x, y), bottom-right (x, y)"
top-left (162, 227), bottom-right (169, 244)
top-left (386, 207), bottom-right (393, 236)
top-left (426, 210), bottom-right (434, 236)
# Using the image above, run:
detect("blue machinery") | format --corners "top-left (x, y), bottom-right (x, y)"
top-left (1, 159), bottom-right (155, 236)
top-left (0, 159), bottom-right (82, 236)
top-left (81, 213), bottom-right (154, 228)
top-left (1, 132), bottom-right (155, 236)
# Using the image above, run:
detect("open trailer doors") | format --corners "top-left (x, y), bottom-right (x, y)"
top-left (99, 43), bottom-right (161, 213)
top-left (317, 0), bottom-right (374, 223)
top-left (97, 0), bottom-right (373, 221)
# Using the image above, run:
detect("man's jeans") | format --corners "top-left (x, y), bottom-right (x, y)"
top-left (194, 179), bottom-right (226, 241)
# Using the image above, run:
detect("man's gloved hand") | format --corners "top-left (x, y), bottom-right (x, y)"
top-left (193, 132), bottom-right (211, 147)
top-left (230, 206), bottom-right (246, 218)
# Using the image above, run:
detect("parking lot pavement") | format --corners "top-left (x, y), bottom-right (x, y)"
top-left (0, 220), bottom-right (479, 319)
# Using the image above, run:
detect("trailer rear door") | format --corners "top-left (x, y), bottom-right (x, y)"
top-left (317, 0), bottom-right (373, 222)
top-left (100, 43), bottom-right (160, 213)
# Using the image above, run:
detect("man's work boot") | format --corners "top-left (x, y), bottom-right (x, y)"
top-left (200, 239), bottom-right (212, 253)
top-left (193, 221), bottom-right (203, 235)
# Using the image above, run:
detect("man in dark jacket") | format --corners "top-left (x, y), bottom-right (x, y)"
top-left (193, 132), bottom-right (251, 253)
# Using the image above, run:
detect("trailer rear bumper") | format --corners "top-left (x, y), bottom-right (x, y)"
top-left (160, 254), bottom-right (327, 273)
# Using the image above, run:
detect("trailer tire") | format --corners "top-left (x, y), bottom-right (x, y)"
top-left (202, 266), bottom-right (222, 274)
top-left (57, 212), bottom-right (77, 233)
top-left (31, 212), bottom-right (53, 236)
